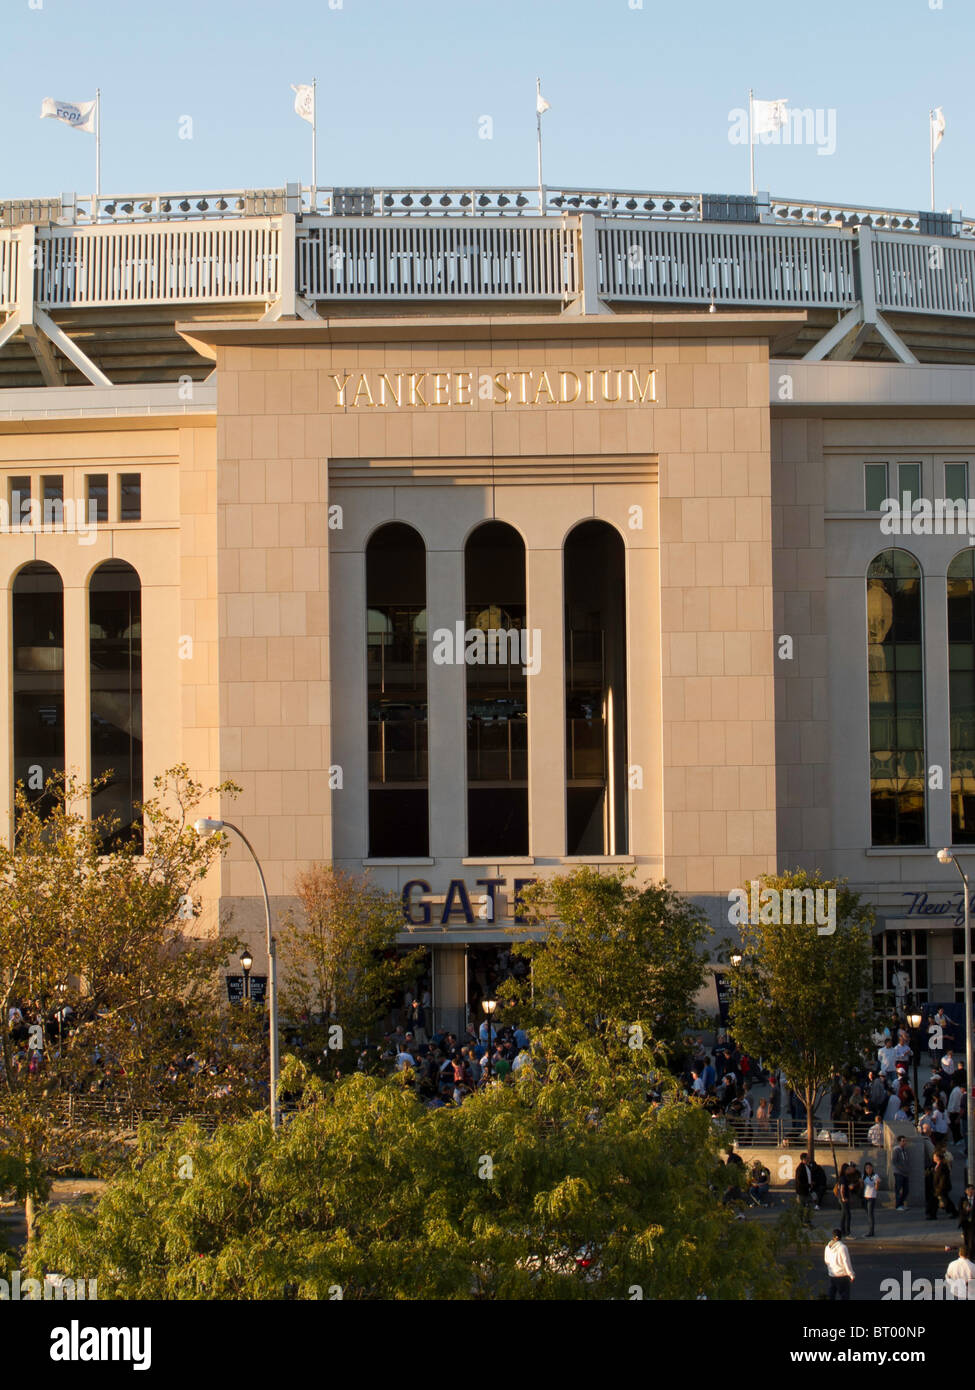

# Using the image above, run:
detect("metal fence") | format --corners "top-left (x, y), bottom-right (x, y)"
top-left (34, 221), bottom-right (281, 308)
top-left (715, 1116), bottom-right (879, 1148)
top-left (300, 219), bottom-right (578, 300)
top-left (598, 223), bottom-right (857, 307)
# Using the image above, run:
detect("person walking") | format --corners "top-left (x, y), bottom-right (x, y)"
top-left (825, 1229), bottom-right (855, 1300)
top-left (836, 1163), bottom-right (854, 1236)
top-left (862, 1162), bottom-right (880, 1237)
top-left (795, 1152), bottom-right (815, 1223)
top-left (933, 1150), bottom-right (959, 1218)
top-left (892, 1135), bottom-right (911, 1210)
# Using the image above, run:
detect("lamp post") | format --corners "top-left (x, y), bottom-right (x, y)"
top-left (937, 848), bottom-right (974, 1170)
top-left (196, 818), bottom-right (280, 1130)
top-left (482, 997), bottom-right (497, 1079)
top-left (906, 1005), bottom-right (923, 1119)
top-left (240, 948), bottom-right (253, 1004)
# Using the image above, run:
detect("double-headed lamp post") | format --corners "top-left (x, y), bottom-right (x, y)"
top-left (196, 818), bottom-right (280, 1130)
top-left (482, 997), bottom-right (497, 1079)
top-left (937, 847), bottom-right (974, 1170)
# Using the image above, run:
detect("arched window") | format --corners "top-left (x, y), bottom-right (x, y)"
top-left (948, 549), bottom-right (975, 843)
top-left (12, 562), bottom-right (64, 817)
top-left (867, 549), bottom-right (924, 845)
top-left (564, 521), bottom-right (628, 855)
top-left (89, 560), bottom-right (142, 847)
top-left (464, 522), bottom-right (528, 856)
top-left (366, 524), bottom-right (428, 856)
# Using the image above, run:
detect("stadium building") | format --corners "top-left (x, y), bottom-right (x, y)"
top-left (2, 182), bottom-right (974, 1031)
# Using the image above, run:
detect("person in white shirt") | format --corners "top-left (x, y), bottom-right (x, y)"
top-left (396, 1045), bottom-right (415, 1071)
top-left (825, 1230), bottom-right (855, 1299)
top-left (948, 1083), bottom-right (965, 1145)
top-left (945, 1246), bottom-right (975, 1300)
top-left (884, 1091), bottom-right (904, 1124)
top-left (931, 1104), bottom-right (950, 1140)
top-left (941, 1049), bottom-right (957, 1075)
top-left (867, 1115), bottom-right (885, 1147)
top-left (862, 1163), bottom-right (880, 1236)
top-left (878, 1044), bottom-right (898, 1081)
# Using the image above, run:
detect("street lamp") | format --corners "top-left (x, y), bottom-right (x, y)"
top-left (730, 953), bottom-right (743, 968)
top-left (196, 818), bottom-right (280, 1130)
top-left (906, 1005), bottom-right (923, 1118)
top-left (937, 847), bottom-right (974, 1171)
top-left (240, 948), bottom-right (253, 1004)
top-left (482, 997), bottom-right (497, 1079)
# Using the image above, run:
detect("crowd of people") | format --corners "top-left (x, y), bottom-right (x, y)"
top-left (376, 1009), bottom-right (533, 1107)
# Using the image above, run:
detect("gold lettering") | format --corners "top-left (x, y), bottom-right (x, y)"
top-left (585, 369), bottom-right (595, 403)
top-left (532, 370), bottom-right (556, 405)
top-left (454, 370), bottom-right (472, 406)
top-left (601, 369), bottom-right (622, 403)
top-left (627, 368), bottom-right (656, 404)
top-left (494, 371), bottom-right (511, 404)
top-left (379, 373), bottom-right (403, 406)
top-left (409, 373), bottom-right (428, 406)
top-left (512, 370), bottom-right (530, 405)
top-left (559, 370), bottom-right (581, 404)
top-left (331, 374), bottom-right (352, 407)
top-left (432, 372), bottom-right (450, 406)
top-left (352, 373), bottom-right (375, 408)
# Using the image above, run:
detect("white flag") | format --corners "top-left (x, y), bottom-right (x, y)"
top-left (536, 79), bottom-right (550, 116)
top-left (931, 106), bottom-right (946, 152)
top-left (292, 83), bottom-right (315, 125)
top-left (751, 97), bottom-right (789, 137)
top-left (40, 97), bottom-right (96, 133)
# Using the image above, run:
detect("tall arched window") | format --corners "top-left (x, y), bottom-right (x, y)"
top-left (564, 521), bottom-right (628, 855)
top-left (465, 522), bottom-right (528, 856)
top-left (12, 562), bottom-right (64, 817)
top-left (867, 549), bottom-right (925, 845)
top-left (89, 560), bottom-right (142, 847)
top-left (366, 523), bottom-right (428, 856)
top-left (948, 549), bottom-right (975, 843)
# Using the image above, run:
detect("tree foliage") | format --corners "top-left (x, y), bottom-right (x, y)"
top-left (0, 766), bottom-right (263, 1238)
top-left (726, 869), bottom-right (875, 1158)
top-left (502, 869), bottom-right (709, 1056)
top-left (29, 1040), bottom-right (804, 1301)
top-left (278, 865), bottom-right (423, 1071)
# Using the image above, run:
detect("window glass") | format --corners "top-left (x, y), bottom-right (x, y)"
top-left (865, 462), bottom-right (889, 511)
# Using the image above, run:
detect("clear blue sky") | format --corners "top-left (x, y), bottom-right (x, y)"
top-left (4, 0), bottom-right (970, 212)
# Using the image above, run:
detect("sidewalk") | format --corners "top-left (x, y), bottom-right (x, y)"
top-left (743, 1191), bottom-right (970, 1249)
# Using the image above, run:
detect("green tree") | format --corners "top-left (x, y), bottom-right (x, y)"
top-left (278, 865), bottom-right (423, 1073)
top-left (0, 766), bottom-right (258, 1242)
top-left (28, 1042), bottom-right (805, 1301)
top-left (503, 868), bottom-right (708, 1056)
top-left (726, 869), bottom-right (875, 1160)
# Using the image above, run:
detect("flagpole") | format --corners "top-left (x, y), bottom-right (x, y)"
top-left (95, 87), bottom-right (101, 201)
top-left (748, 88), bottom-right (755, 196)
top-left (311, 78), bottom-right (317, 212)
top-left (930, 109), bottom-right (935, 213)
top-left (536, 77), bottom-right (544, 215)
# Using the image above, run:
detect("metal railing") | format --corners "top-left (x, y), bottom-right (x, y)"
top-left (301, 219), bottom-right (578, 300)
top-left (714, 1115), bottom-right (879, 1148)
top-left (3, 184), bottom-right (975, 321)
top-left (598, 222), bottom-right (857, 307)
top-left (3, 184), bottom-right (969, 233)
top-left (34, 220), bottom-right (281, 308)
top-left (873, 232), bottom-right (975, 318)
